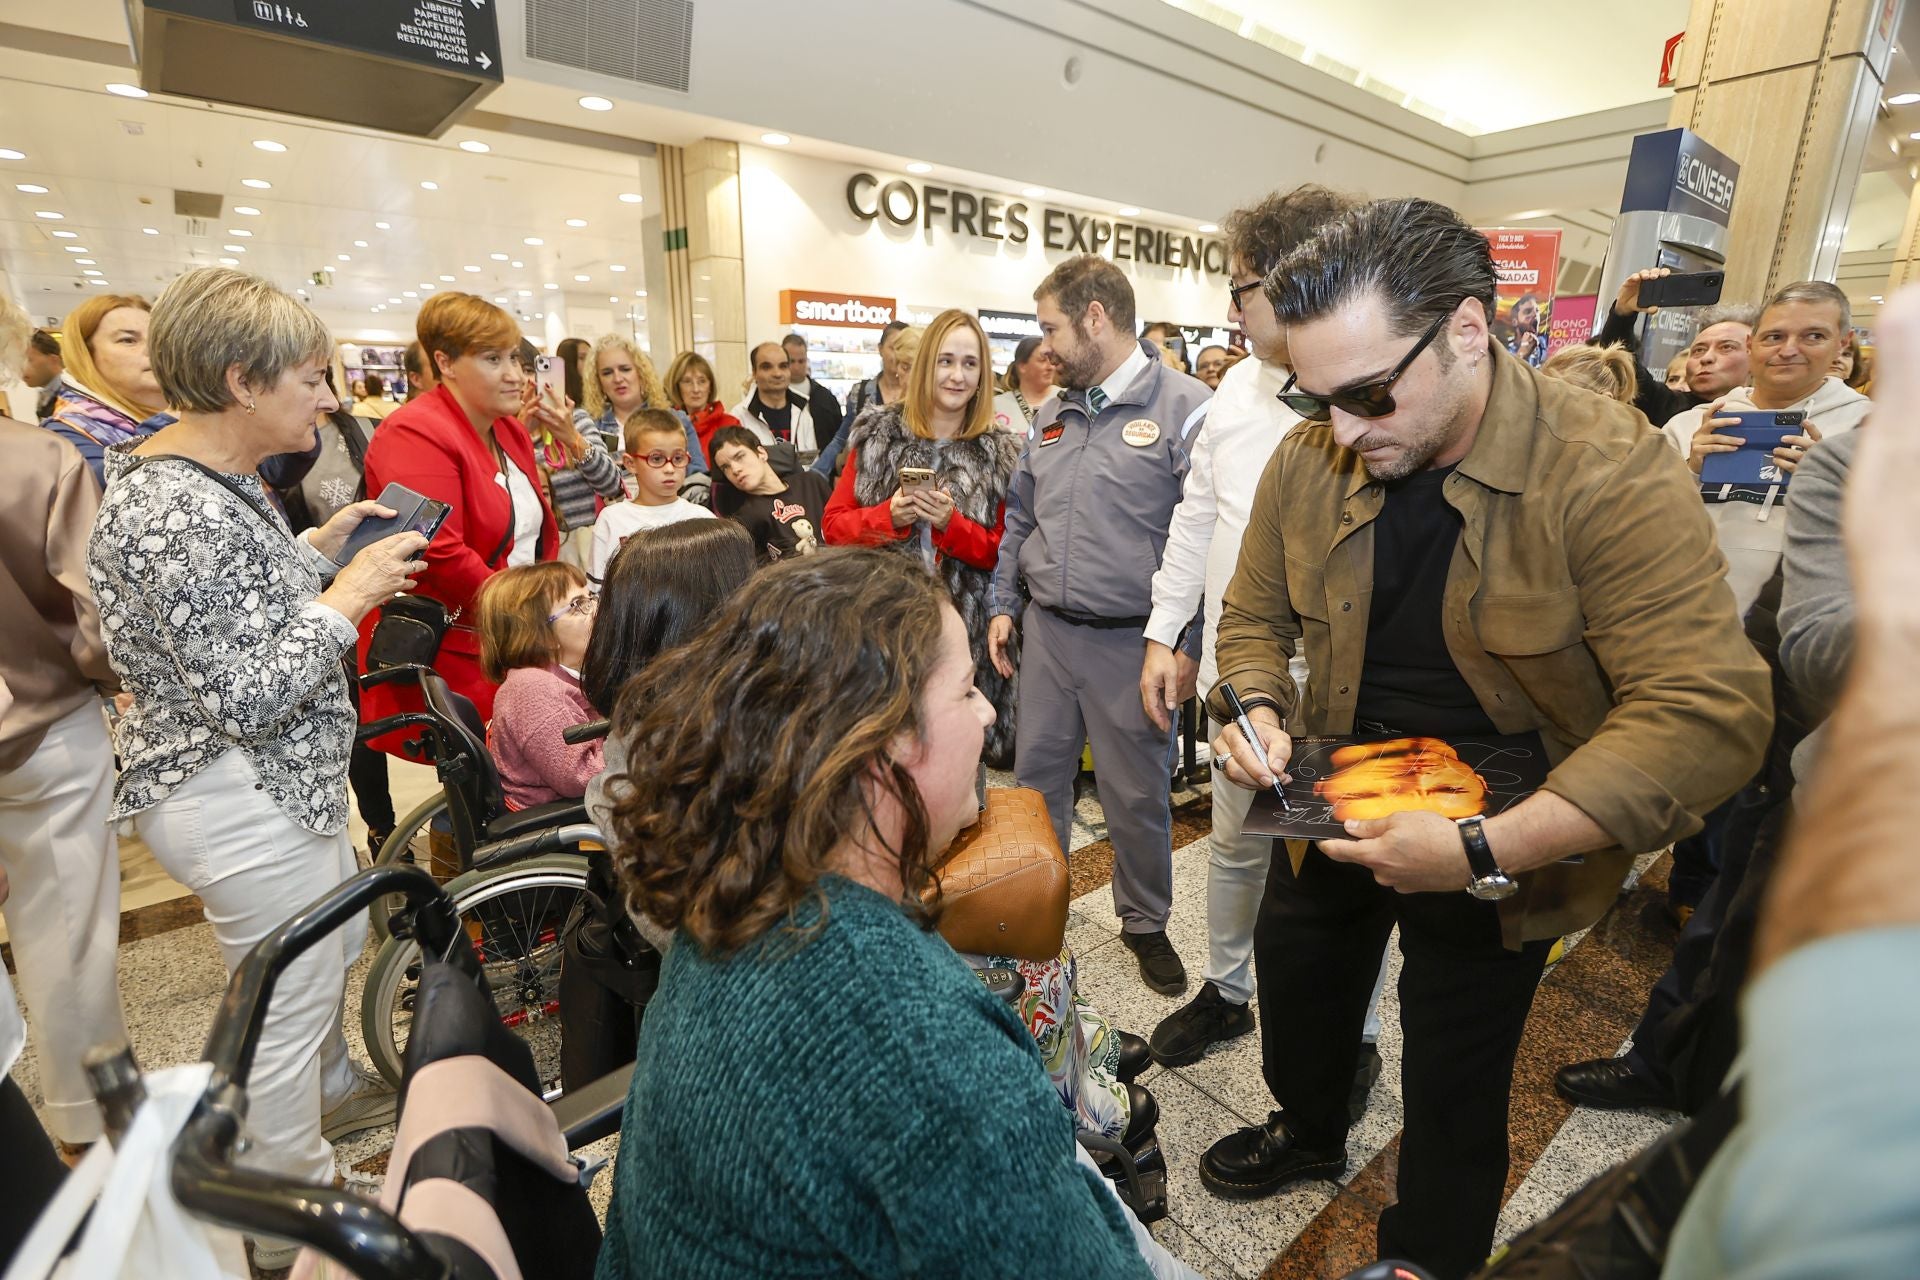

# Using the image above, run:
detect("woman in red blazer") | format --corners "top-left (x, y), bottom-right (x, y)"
top-left (358, 293), bottom-right (560, 744)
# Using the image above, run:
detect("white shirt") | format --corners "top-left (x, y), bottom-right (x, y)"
top-left (502, 456), bottom-right (544, 568)
top-left (1144, 354), bottom-right (1304, 692)
top-left (1095, 343), bottom-right (1152, 409)
top-left (589, 498), bottom-right (714, 581)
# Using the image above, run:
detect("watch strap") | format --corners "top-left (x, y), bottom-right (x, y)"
top-left (1457, 816), bottom-right (1501, 881)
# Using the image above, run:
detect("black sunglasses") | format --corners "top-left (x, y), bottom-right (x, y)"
top-left (1277, 309), bottom-right (1455, 421)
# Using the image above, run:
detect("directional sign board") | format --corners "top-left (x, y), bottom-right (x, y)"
top-left (132, 0), bottom-right (502, 136)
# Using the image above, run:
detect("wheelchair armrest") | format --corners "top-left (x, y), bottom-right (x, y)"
top-left (357, 664), bottom-right (436, 691)
top-left (562, 718), bottom-right (611, 745)
top-left (550, 1063), bottom-right (633, 1150)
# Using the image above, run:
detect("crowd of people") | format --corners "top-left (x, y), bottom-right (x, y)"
top-left (0, 175), bottom-right (1914, 1280)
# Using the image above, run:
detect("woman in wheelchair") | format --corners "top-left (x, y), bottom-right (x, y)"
top-left (596, 548), bottom-right (1158, 1278)
top-left (474, 561), bottom-right (603, 808)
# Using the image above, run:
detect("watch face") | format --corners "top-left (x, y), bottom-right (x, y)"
top-left (1470, 874), bottom-right (1519, 902)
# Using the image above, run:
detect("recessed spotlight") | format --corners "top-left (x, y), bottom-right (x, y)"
top-left (233, 206), bottom-right (260, 216)
top-left (565, 218), bottom-right (587, 227)
top-left (82, 269), bottom-right (102, 276)
top-left (51, 230), bottom-right (76, 239)
top-left (578, 95), bottom-right (613, 111)
top-left (544, 282), bottom-right (558, 290)
top-left (404, 291), bottom-right (417, 298)
top-left (760, 132), bottom-right (790, 146)
top-left (141, 227), bottom-right (159, 235)
top-left (224, 244), bottom-right (245, 253)
top-left (105, 83), bottom-right (148, 98)
top-left (1872, 293), bottom-right (1886, 301)
top-left (574, 274), bottom-right (590, 282)
top-left (374, 221), bottom-right (391, 230)
top-left (534, 312), bottom-right (544, 319)
top-left (388, 297), bottom-right (401, 304)
top-left (490, 252), bottom-right (508, 261)
top-left (252, 139), bottom-right (286, 152)
top-left (511, 260), bottom-right (523, 268)
top-left (74, 258), bottom-right (94, 265)
top-left (228, 228), bottom-right (252, 237)
top-left (1118, 206), bottom-right (1140, 216)
top-left (1909, 131), bottom-right (1920, 140)
top-left (350, 239), bottom-right (366, 247)
top-left (1198, 222), bottom-right (1219, 233)
top-left (618, 192), bottom-right (642, 203)
top-left (34, 210), bottom-right (62, 219)
top-left (420, 180), bottom-right (439, 190)
top-left (0, 149), bottom-right (24, 160)
top-left (609, 295), bottom-right (620, 303)
top-left (439, 274), bottom-right (455, 282)
top-left (62, 245), bottom-right (86, 253)
top-left (1892, 93), bottom-right (1920, 105)
top-left (464, 264), bottom-right (480, 272)
top-left (906, 162), bottom-right (932, 174)
top-left (459, 139), bottom-right (490, 153)
top-left (610, 263), bottom-right (627, 272)
top-left (89, 280), bottom-right (108, 286)
top-left (338, 253), bottom-right (351, 261)
top-left (241, 178), bottom-right (271, 189)
top-left (518, 289), bottom-right (532, 297)
top-left (1022, 186), bottom-right (1046, 198)
top-left (15, 183), bottom-right (47, 193)
top-left (493, 295), bottom-right (507, 304)
top-left (218, 257), bottom-right (238, 265)
top-left (636, 290), bottom-right (647, 297)
top-left (523, 236), bottom-right (543, 246)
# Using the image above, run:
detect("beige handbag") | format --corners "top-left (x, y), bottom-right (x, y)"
top-left (930, 788), bottom-right (1069, 962)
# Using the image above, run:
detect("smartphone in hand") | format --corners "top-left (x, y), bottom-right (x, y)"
top-left (331, 482), bottom-right (452, 565)
top-left (1638, 270), bottom-right (1726, 309)
top-left (899, 466), bottom-right (937, 494)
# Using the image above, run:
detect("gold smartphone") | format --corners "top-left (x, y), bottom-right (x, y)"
top-left (899, 466), bottom-right (937, 493)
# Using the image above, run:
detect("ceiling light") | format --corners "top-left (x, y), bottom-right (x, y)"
top-left (439, 274), bottom-right (455, 282)
top-left (609, 295), bottom-right (620, 303)
top-left (1198, 222), bottom-right (1219, 233)
top-left (510, 260), bottom-right (523, 268)
top-left (323, 265), bottom-right (335, 272)
top-left (610, 263), bottom-right (626, 272)
top-left (404, 291), bottom-right (417, 298)
top-left (518, 289), bottom-right (532, 296)
top-left (62, 245), bottom-right (86, 253)
top-left (228, 228), bottom-right (252, 237)
top-left (544, 283), bottom-right (557, 290)
top-left (490, 252), bottom-right (508, 260)
top-left (82, 269), bottom-right (102, 276)
top-left (224, 244), bottom-right (245, 253)
top-left (233, 206), bottom-right (260, 216)
top-left (578, 95), bottom-right (613, 111)
top-left (338, 253), bottom-right (351, 261)
top-left (459, 139), bottom-right (490, 153)
top-left (523, 236), bottom-right (543, 246)
top-left (534, 312), bottom-right (544, 319)
top-left (51, 230), bottom-right (76, 239)
top-left (618, 192), bottom-right (642, 203)
top-left (15, 183), bottom-right (47, 193)
top-left (493, 295), bottom-right (507, 304)
top-left (1022, 186), bottom-right (1046, 198)
top-left (1909, 131), bottom-right (1920, 140)
top-left (241, 178), bottom-right (270, 189)
top-left (420, 180), bottom-right (439, 190)
top-left (34, 210), bottom-right (62, 219)
top-left (760, 132), bottom-right (791, 146)
top-left (105, 83), bottom-right (148, 98)
top-left (218, 257), bottom-right (238, 265)
top-left (354, 239), bottom-right (368, 247)
top-left (464, 264), bottom-right (480, 272)
top-left (374, 221), bottom-right (390, 230)
top-left (0, 149), bottom-right (24, 160)
top-left (1892, 93), bottom-right (1920, 105)
top-left (574, 274), bottom-right (590, 282)
top-left (1118, 206), bottom-right (1140, 216)
top-left (89, 280), bottom-right (108, 286)
top-left (906, 162), bottom-right (932, 174)
top-left (565, 218), bottom-right (587, 227)
top-left (141, 227), bottom-right (159, 235)
top-left (74, 258), bottom-right (94, 265)
top-left (252, 139), bottom-right (286, 152)
top-left (388, 297), bottom-right (401, 304)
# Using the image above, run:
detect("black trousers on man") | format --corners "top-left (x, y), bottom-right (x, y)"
top-left (1255, 845), bottom-right (1552, 1280)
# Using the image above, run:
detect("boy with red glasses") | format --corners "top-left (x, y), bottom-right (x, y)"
top-left (589, 408), bottom-right (713, 580)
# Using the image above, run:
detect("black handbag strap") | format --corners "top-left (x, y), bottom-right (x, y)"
top-left (125, 452), bottom-right (290, 542)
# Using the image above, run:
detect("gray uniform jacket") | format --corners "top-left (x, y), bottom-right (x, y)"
top-left (991, 340), bottom-right (1211, 633)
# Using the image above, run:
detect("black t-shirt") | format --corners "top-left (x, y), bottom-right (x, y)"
top-left (732, 470), bottom-right (832, 562)
top-left (1354, 465), bottom-right (1498, 737)
top-left (751, 395), bottom-right (794, 443)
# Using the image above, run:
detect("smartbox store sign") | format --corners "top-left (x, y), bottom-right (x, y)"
top-left (845, 172), bottom-right (1230, 278)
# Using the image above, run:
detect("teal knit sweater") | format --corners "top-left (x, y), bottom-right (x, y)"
top-left (595, 876), bottom-right (1151, 1279)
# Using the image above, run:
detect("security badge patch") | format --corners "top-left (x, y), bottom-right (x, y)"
top-left (1122, 419), bottom-right (1161, 447)
top-left (1038, 421), bottom-right (1067, 447)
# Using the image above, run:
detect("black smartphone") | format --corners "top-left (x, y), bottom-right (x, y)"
top-left (331, 482), bottom-right (451, 565)
top-left (1638, 270), bottom-right (1726, 309)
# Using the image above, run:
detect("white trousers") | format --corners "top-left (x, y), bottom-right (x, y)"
top-left (137, 750), bottom-right (361, 1184)
top-left (1204, 719), bottom-right (1387, 1039)
top-left (0, 701), bottom-right (128, 1143)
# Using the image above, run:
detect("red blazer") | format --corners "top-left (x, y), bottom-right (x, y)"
top-left (821, 453), bottom-right (1002, 570)
top-left (356, 385), bottom-right (559, 738)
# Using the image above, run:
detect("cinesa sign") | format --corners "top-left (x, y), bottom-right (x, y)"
top-left (845, 172), bottom-right (1229, 277)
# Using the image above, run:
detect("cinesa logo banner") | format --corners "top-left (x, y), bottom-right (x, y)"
top-left (1676, 154), bottom-right (1735, 215)
top-left (845, 172), bottom-right (1228, 277)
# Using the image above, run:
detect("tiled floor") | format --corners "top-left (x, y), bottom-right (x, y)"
top-left (8, 765), bottom-right (1680, 1278)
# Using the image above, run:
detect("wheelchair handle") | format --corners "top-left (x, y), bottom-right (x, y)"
top-left (562, 717), bottom-right (611, 745)
top-left (470, 822), bottom-right (607, 872)
top-left (355, 663), bottom-right (437, 691)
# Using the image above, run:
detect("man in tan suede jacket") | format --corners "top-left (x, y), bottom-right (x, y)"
top-left (1196, 197), bottom-right (1771, 1280)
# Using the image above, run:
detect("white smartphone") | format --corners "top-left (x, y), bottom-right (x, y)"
top-left (534, 353), bottom-right (565, 407)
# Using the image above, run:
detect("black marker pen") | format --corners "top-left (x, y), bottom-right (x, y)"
top-left (1219, 682), bottom-right (1290, 813)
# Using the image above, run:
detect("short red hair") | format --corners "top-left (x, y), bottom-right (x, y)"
top-left (417, 292), bottom-right (519, 374)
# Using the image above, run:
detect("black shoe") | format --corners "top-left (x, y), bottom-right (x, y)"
top-left (1149, 981), bottom-right (1254, 1066)
top-left (1115, 1031), bottom-right (1151, 1084)
top-left (1553, 1057), bottom-right (1677, 1110)
top-left (1348, 1042), bottom-right (1382, 1125)
top-left (1122, 1082), bottom-right (1160, 1147)
top-left (1121, 930), bottom-right (1187, 996)
top-left (1199, 1111), bottom-right (1346, 1201)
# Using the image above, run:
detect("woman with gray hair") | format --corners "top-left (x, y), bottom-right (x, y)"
top-left (86, 267), bottom-right (428, 1272)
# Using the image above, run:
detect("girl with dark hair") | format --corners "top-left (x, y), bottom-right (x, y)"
top-left (555, 335), bottom-right (590, 409)
top-left (993, 334), bottom-right (1059, 430)
top-left (595, 549), bottom-right (1155, 1279)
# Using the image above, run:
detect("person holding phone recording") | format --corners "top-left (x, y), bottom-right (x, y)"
top-left (86, 268), bottom-right (430, 1271)
top-left (1660, 280), bottom-right (1870, 620)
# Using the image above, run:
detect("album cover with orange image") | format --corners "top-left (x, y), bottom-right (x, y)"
top-left (1242, 732), bottom-right (1549, 840)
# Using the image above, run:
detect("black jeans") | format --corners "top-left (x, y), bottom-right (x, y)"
top-left (0, 1075), bottom-right (65, 1262)
top-left (1254, 845), bottom-right (1552, 1280)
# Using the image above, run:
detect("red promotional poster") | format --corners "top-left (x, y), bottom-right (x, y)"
top-left (1545, 295), bottom-right (1598, 357)
top-left (1479, 228), bottom-right (1562, 369)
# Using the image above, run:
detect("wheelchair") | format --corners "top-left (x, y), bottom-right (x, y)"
top-left (353, 665), bottom-right (604, 1099)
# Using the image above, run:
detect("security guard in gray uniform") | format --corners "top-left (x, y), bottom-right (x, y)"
top-left (988, 254), bottom-right (1212, 994)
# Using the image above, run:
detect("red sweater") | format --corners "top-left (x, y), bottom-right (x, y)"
top-left (688, 401), bottom-right (742, 459)
top-left (821, 453), bottom-right (1003, 570)
top-left (356, 385), bottom-right (560, 741)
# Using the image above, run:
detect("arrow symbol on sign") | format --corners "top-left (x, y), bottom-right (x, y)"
top-left (476, 51), bottom-right (492, 68)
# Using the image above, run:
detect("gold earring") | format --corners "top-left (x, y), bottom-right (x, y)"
top-left (246, 400), bottom-right (257, 414)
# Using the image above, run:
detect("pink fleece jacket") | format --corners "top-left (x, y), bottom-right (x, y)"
top-left (488, 664), bottom-right (605, 809)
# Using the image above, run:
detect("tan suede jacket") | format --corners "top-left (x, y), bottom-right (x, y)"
top-left (1209, 347), bottom-right (1773, 946)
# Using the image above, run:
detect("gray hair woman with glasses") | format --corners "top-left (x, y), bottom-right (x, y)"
top-left (85, 266), bottom-right (428, 1272)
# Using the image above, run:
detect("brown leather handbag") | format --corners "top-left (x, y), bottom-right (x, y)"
top-left (930, 788), bottom-right (1070, 962)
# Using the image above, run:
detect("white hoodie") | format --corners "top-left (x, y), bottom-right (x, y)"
top-left (1661, 375), bottom-right (1870, 620)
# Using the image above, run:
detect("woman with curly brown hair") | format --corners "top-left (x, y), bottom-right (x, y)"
top-left (595, 548), bottom-right (1154, 1279)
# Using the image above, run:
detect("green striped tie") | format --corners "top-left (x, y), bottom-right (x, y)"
top-left (1088, 387), bottom-right (1109, 416)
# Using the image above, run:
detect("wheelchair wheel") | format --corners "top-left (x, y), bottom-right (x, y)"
top-left (367, 790), bottom-right (452, 944)
top-left (360, 852), bottom-right (589, 1099)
